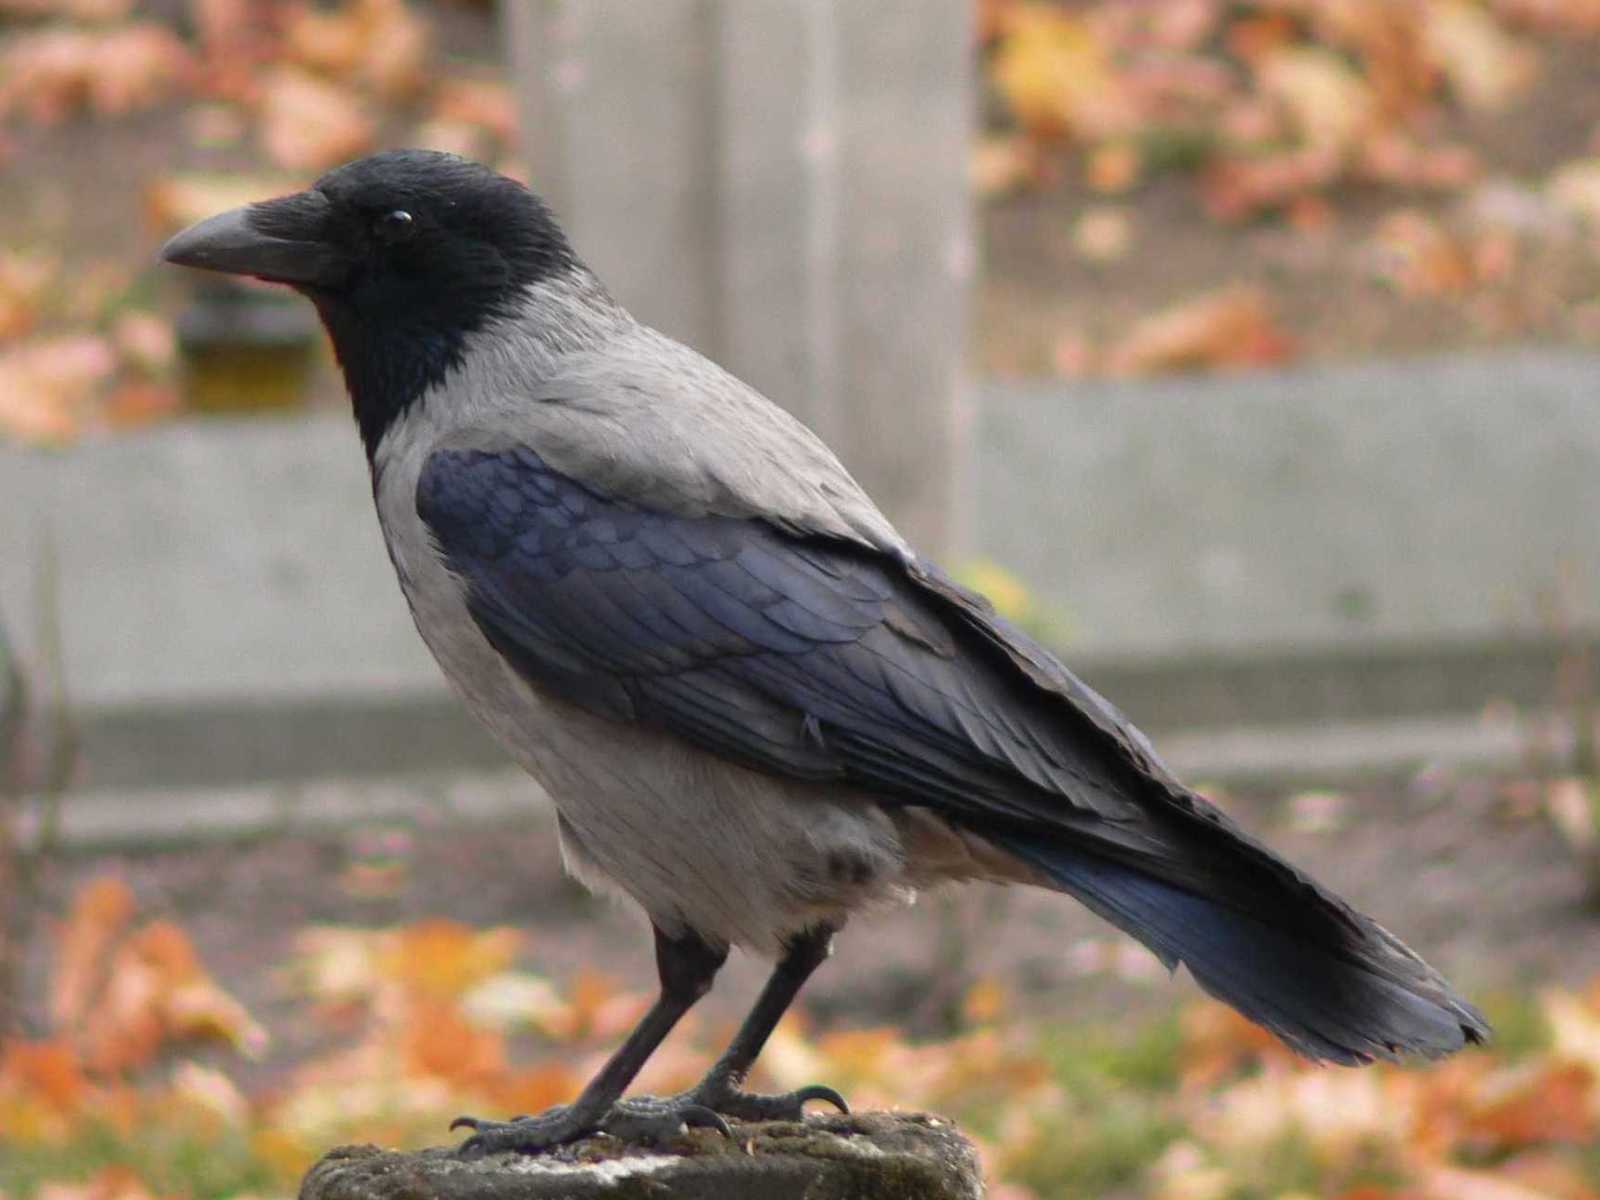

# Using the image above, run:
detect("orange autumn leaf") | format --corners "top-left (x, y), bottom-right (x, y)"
top-left (962, 975), bottom-right (1010, 1026)
top-left (379, 919), bottom-right (522, 1001)
top-left (1467, 1063), bottom-right (1598, 1149)
top-left (0, 334), bottom-right (119, 443)
top-left (1179, 999), bottom-right (1292, 1090)
top-left (70, 918), bottom-right (267, 1072)
top-left (0, 1040), bottom-right (88, 1114)
top-left (430, 77), bottom-right (519, 145)
top-left (49, 877), bottom-right (136, 1033)
top-left (1105, 285), bottom-right (1296, 376)
top-left (401, 998), bottom-right (504, 1085)
top-left (0, 24), bottom-right (192, 125)
top-left (257, 68), bottom-right (375, 171)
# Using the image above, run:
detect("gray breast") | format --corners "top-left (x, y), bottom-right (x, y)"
top-left (368, 400), bottom-right (916, 957)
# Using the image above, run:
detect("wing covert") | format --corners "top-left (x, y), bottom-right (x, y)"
top-left (416, 445), bottom-right (1144, 826)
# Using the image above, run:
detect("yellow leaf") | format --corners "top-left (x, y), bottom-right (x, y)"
top-left (961, 975), bottom-right (1009, 1025)
top-left (1424, 1), bottom-right (1535, 112)
top-left (991, 5), bottom-right (1110, 140)
top-left (1257, 47), bottom-right (1373, 153)
top-left (1549, 159), bottom-right (1600, 227)
top-left (953, 559), bottom-right (1034, 624)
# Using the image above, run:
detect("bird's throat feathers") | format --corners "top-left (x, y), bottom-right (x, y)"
top-left (317, 268), bottom-right (629, 462)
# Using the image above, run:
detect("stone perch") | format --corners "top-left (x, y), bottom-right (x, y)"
top-left (298, 1113), bottom-right (984, 1200)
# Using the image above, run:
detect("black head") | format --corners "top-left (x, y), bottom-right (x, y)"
top-left (160, 150), bottom-right (577, 454)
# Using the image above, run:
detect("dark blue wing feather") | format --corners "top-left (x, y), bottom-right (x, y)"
top-left (417, 446), bottom-right (1138, 822)
top-left (415, 444), bottom-right (1490, 1064)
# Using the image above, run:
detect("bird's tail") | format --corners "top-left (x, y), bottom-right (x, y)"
top-left (991, 832), bottom-right (1490, 1065)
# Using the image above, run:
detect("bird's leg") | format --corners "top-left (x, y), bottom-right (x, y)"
top-left (452, 924), bottom-right (729, 1157)
top-left (682, 923), bottom-right (850, 1122)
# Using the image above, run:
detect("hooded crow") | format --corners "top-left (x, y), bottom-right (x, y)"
top-left (162, 150), bottom-right (1488, 1155)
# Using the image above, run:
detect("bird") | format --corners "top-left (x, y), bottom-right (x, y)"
top-left (161, 149), bottom-right (1489, 1156)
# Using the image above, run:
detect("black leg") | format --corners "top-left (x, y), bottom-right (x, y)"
top-left (686, 923), bottom-right (850, 1121)
top-left (452, 924), bottom-right (729, 1156)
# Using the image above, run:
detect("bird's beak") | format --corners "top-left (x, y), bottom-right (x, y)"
top-left (159, 190), bottom-right (350, 288)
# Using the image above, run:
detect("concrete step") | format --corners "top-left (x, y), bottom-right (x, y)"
top-left (22, 710), bottom-right (1562, 853)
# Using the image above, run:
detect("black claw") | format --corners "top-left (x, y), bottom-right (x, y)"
top-left (679, 1104), bottom-right (735, 1138)
top-left (794, 1084), bottom-right (849, 1114)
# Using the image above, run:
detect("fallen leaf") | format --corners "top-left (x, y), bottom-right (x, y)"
top-left (972, 135), bottom-right (1047, 197)
top-left (282, 0), bottom-right (430, 99)
top-left (0, 25), bottom-right (192, 125)
top-left (0, 1040), bottom-right (87, 1114)
top-left (1424, 2), bottom-right (1536, 112)
top-left (1369, 209), bottom-right (1475, 297)
top-left (1106, 285), bottom-right (1296, 375)
top-left (380, 920), bottom-right (522, 1001)
top-left (36, 1167), bottom-right (164, 1200)
top-left (145, 173), bottom-right (302, 237)
top-left (431, 77), bottom-right (519, 145)
top-left (111, 312), bottom-right (176, 374)
top-left (1549, 159), bottom-right (1600, 227)
top-left (1466, 1061), bottom-right (1596, 1149)
top-left (169, 1061), bottom-right (250, 1127)
top-left (0, 251), bottom-right (58, 342)
top-left (1257, 46), bottom-right (1374, 153)
top-left (1420, 1165), bottom-right (1569, 1200)
top-left (1086, 141), bottom-right (1140, 193)
top-left (962, 975), bottom-right (1009, 1025)
top-left (0, 336), bottom-right (114, 442)
top-left (0, 0), bottom-right (134, 16)
top-left (258, 69), bottom-right (375, 171)
top-left (1072, 205), bottom-right (1132, 262)
top-left (401, 998), bottom-right (504, 1085)
top-left (991, 5), bottom-right (1115, 140)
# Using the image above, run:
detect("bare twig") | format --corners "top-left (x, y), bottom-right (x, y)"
top-left (0, 538), bottom-right (78, 1038)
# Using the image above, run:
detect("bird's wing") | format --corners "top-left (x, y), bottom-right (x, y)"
top-left (417, 442), bottom-right (1489, 1064)
top-left (416, 443), bottom-right (1153, 829)
top-left (416, 443), bottom-right (1314, 887)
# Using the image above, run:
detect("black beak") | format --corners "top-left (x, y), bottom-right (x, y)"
top-left (160, 190), bottom-right (349, 288)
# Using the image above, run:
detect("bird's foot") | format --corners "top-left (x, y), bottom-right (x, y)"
top-left (451, 1098), bottom-right (732, 1158)
top-left (686, 1077), bottom-right (849, 1123)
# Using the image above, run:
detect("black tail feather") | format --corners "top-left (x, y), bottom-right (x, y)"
top-left (995, 833), bottom-right (1490, 1065)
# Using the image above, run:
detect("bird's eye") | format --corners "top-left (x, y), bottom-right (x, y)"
top-left (374, 209), bottom-right (415, 244)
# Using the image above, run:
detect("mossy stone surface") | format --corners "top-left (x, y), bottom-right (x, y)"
top-left (298, 1112), bottom-right (983, 1200)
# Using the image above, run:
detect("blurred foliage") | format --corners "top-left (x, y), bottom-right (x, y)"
top-left (0, 0), bottom-right (515, 444)
top-left (1, 874), bottom-right (1597, 1200)
top-left (3, 0), bottom-right (1600, 431)
top-left (976, 0), bottom-right (1600, 376)
top-left (977, 0), bottom-right (1586, 216)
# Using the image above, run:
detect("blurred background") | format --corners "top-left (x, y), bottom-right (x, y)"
top-left (3, 1), bottom-right (1600, 1197)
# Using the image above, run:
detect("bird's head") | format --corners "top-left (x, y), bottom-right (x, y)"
top-left (160, 150), bottom-right (580, 451)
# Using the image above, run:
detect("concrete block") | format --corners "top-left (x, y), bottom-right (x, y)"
top-left (505, 0), bottom-right (972, 554)
top-left (977, 350), bottom-right (1600, 657)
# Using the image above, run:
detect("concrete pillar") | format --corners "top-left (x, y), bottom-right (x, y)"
top-left (502, 0), bottom-right (973, 555)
